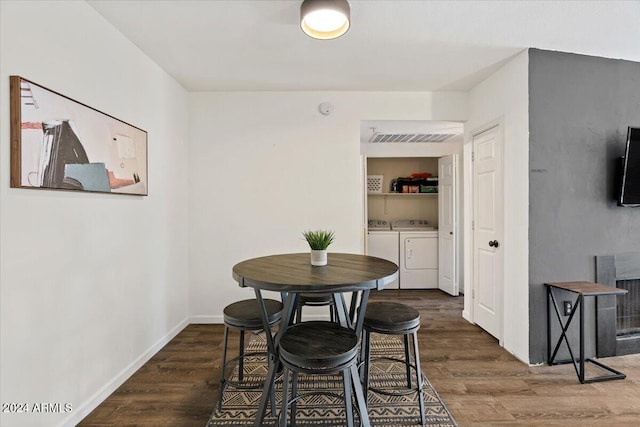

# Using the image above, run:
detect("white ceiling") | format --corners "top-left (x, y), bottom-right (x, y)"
top-left (88, 0), bottom-right (640, 92)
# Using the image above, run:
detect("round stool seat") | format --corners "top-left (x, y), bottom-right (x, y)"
top-left (364, 302), bottom-right (420, 333)
top-left (223, 299), bottom-right (283, 329)
top-left (295, 293), bottom-right (337, 324)
top-left (280, 321), bottom-right (358, 371)
top-left (279, 321), bottom-right (361, 426)
top-left (298, 292), bottom-right (334, 305)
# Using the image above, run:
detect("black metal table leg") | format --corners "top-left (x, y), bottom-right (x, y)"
top-left (548, 288), bottom-right (581, 380)
top-left (253, 289), bottom-right (277, 424)
top-left (333, 293), bottom-right (352, 329)
top-left (348, 291), bottom-right (360, 325)
top-left (547, 287), bottom-right (550, 367)
top-left (332, 292), bottom-right (372, 426)
top-left (579, 294), bottom-right (585, 384)
top-left (350, 363), bottom-right (371, 427)
top-left (253, 291), bottom-right (297, 426)
top-left (354, 289), bottom-right (370, 339)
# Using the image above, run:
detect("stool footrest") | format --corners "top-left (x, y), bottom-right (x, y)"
top-left (369, 385), bottom-right (422, 397)
top-left (367, 357), bottom-right (424, 397)
top-left (287, 391), bottom-right (357, 407)
top-left (278, 390), bottom-right (362, 427)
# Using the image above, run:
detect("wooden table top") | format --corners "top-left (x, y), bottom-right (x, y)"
top-left (545, 281), bottom-right (629, 296)
top-left (233, 253), bottom-right (399, 293)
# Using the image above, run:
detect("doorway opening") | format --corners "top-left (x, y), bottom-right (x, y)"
top-left (360, 120), bottom-right (463, 296)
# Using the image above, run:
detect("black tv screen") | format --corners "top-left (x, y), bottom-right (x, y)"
top-left (619, 126), bottom-right (640, 207)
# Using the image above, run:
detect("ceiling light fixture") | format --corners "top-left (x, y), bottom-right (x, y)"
top-left (300, 0), bottom-right (350, 40)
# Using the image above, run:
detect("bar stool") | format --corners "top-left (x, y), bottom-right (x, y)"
top-left (294, 292), bottom-right (337, 323)
top-left (217, 298), bottom-right (283, 412)
top-left (360, 301), bottom-right (425, 426)
top-left (278, 321), bottom-right (360, 427)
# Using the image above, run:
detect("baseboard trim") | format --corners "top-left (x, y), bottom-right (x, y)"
top-left (59, 317), bottom-right (190, 427)
top-left (190, 314), bottom-right (332, 324)
top-left (190, 315), bottom-right (224, 324)
top-left (462, 309), bottom-right (472, 323)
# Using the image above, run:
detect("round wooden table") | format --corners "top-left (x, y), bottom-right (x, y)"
top-left (233, 252), bottom-right (398, 292)
top-left (232, 252), bottom-right (398, 427)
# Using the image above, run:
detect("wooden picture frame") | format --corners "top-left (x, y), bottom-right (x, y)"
top-left (10, 76), bottom-right (148, 195)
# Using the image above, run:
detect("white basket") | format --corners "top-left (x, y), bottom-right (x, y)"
top-left (367, 175), bottom-right (383, 193)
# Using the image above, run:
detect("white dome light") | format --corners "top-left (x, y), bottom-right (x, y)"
top-left (300, 0), bottom-right (350, 40)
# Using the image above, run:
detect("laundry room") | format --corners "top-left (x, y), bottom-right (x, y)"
top-left (361, 120), bottom-right (463, 295)
top-left (367, 157), bottom-right (439, 226)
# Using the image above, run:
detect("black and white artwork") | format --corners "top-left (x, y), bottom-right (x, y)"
top-left (10, 76), bottom-right (147, 195)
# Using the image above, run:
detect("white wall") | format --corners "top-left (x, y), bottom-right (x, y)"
top-left (0, 2), bottom-right (190, 426)
top-left (464, 50), bottom-right (530, 362)
top-left (188, 91), bottom-right (467, 321)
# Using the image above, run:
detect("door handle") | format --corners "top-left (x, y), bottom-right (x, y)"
top-left (488, 240), bottom-right (499, 248)
top-left (449, 231), bottom-right (453, 235)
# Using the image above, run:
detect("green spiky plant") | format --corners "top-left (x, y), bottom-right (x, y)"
top-left (302, 230), bottom-right (335, 250)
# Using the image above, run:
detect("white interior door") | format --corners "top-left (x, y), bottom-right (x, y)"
top-left (362, 155), bottom-right (368, 252)
top-left (438, 155), bottom-right (457, 295)
top-left (472, 126), bottom-right (503, 340)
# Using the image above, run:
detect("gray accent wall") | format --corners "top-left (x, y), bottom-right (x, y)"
top-left (528, 49), bottom-right (640, 364)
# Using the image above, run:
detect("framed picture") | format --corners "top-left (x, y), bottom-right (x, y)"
top-left (10, 76), bottom-right (148, 195)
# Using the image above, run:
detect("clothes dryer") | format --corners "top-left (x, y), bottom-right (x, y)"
top-left (392, 220), bottom-right (438, 289)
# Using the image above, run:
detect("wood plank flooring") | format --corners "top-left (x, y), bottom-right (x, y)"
top-left (79, 290), bottom-right (640, 426)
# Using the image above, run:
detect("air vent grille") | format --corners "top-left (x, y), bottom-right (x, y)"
top-left (369, 133), bottom-right (455, 143)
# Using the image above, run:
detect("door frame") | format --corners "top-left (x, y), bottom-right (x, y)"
top-left (463, 118), bottom-right (505, 346)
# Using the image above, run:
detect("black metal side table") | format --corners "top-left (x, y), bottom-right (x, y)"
top-left (546, 281), bottom-right (628, 384)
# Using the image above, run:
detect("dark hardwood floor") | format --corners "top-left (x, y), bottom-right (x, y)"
top-left (79, 290), bottom-right (640, 426)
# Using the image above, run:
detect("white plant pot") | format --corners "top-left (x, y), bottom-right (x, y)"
top-left (310, 249), bottom-right (328, 266)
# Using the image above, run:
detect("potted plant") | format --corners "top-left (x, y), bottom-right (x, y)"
top-left (302, 229), bottom-right (335, 266)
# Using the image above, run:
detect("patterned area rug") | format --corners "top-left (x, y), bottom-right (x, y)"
top-left (207, 332), bottom-right (457, 426)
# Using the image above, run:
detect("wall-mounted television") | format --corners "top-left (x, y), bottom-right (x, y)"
top-left (619, 126), bottom-right (640, 207)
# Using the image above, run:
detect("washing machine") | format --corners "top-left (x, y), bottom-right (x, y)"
top-left (366, 220), bottom-right (399, 289)
top-left (392, 220), bottom-right (438, 289)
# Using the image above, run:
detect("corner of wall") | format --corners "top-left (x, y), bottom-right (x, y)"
top-left (465, 49), bottom-right (531, 365)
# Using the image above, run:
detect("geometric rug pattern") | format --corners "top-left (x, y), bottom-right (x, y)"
top-left (207, 332), bottom-right (457, 426)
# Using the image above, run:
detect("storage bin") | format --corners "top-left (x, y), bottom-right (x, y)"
top-left (420, 185), bottom-right (438, 193)
top-left (367, 175), bottom-right (383, 193)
